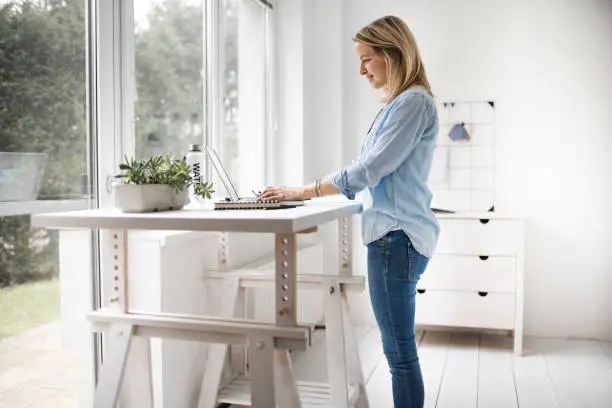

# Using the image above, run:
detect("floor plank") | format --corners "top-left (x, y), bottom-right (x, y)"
top-left (600, 341), bottom-right (612, 363)
top-left (353, 325), bottom-right (373, 342)
top-left (569, 340), bottom-right (612, 408)
top-left (478, 333), bottom-right (518, 408)
top-left (513, 337), bottom-right (560, 408)
top-left (595, 341), bottom-right (612, 408)
top-left (357, 326), bottom-right (384, 384)
top-left (538, 338), bottom-right (589, 408)
top-left (436, 331), bottom-right (479, 408)
top-left (0, 386), bottom-right (57, 408)
top-left (418, 330), bottom-right (451, 408)
top-left (538, 337), bottom-right (612, 408)
top-left (365, 354), bottom-right (393, 408)
top-left (361, 327), bottom-right (425, 407)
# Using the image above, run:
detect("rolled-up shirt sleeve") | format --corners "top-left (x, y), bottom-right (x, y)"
top-left (325, 93), bottom-right (430, 200)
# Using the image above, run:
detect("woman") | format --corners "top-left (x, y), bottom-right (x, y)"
top-left (259, 15), bottom-right (439, 408)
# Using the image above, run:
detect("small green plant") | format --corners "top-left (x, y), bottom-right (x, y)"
top-left (116, 153), bottom-right (214, 199)
top-left (194, 182), bottom-right (215, 199)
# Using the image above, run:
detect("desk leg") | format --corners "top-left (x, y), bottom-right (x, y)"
top-left (275, 233), bottom-right (297, 326)
top-left (338, 216), bottom-right (353, 277)
top-left (342, 292), bottom-right (369, 408)
top-left (274, 350), bottom-right (301, 407)
top-left (249, 339), bottom-right (302, 408)
top-left (119, 337), bottom-right (153, 408)
top-left (249, 335), bottom-right (276, 408)
top-left (324, 281), bottom-right (350, 407)
top-left (273, 233), bottom-right (301, 407)
top-left (102, 230), bottom-right (128, 313)
top-left (198, 277), bottom-right (241, 408)
top-left (100, 230), bottom-right (153, 407)
top-left (93, 323), bottom-right (134, 408)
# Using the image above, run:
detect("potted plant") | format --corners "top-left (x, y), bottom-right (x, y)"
top-left (114, 153), bottom-right (214, 213)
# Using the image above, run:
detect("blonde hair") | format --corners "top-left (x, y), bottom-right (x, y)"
top-left (353, 15), bottom-right (433, 101)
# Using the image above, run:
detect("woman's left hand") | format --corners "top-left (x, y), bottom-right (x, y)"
top-left (258, 186), bottom-right (304, 201)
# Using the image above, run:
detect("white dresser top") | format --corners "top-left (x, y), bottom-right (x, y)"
top-left (435, 211), bottom-right (523, 220)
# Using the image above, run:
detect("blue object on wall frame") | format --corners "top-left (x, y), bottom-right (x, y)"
top-left (449, 122), bottom-right (470, 142)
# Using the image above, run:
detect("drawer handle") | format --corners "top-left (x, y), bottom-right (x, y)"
top-left (417, 289), bottom-right (426, 294)
top-left (478, 291), bottom-right (488, 297)
top-left (479, 218), bottom-right (490, 224)
top-left (479, 255), bottom-right (489, 261)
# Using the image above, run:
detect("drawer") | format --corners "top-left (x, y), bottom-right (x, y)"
top-left (419, 255), bottom-right (516, 293)
top-left (415, 290), bottom-right (515, 330)
top-left (436, 218), bottom-right (522, 256)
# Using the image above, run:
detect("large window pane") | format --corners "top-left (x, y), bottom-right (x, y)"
top-left (0, 1), bottom-right (89, 201)
top-left (220, 0), bottom-right (268, 195)
top-left (0, 0), bottom-right (91, 406)
top-left (133, 0), bottom-right (205, 160)
top-left (130, 0), bottom-right (271, 198)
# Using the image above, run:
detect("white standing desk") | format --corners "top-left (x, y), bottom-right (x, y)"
top-left (32, 199), bottom-right (366, 408)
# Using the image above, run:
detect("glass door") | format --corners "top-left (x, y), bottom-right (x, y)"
top-left (0, 0), bottom-right (98, 406)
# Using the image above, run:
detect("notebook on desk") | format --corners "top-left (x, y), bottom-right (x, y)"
top-left (205, 147), bottom-right (304, 210)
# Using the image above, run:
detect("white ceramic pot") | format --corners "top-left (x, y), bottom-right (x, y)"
top-left (114, 184), bottom-right (189, 213)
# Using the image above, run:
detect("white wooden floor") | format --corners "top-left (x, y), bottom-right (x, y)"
top-left (284, 326), bottom-right (612, 408)
top-left (2, 323), bottom-right (612, 408)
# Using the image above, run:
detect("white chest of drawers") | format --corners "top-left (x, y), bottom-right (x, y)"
top-left (415, 212), bottom-right (525, 355)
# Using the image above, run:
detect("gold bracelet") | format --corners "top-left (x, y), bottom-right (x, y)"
top-left (315, 179), bottom-right (321, 197)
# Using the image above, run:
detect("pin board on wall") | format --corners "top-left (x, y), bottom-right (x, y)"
top-left (428, 100), bottom-right (496, 212)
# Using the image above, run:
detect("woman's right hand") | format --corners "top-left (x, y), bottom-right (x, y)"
top-left (258, 185), bottom-right (305, 201)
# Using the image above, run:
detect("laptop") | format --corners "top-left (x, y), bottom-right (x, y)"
top-left (204, 146), bottom-right (304, 210)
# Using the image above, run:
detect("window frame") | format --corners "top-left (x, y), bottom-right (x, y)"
top-left (0, 0), bottom-right (274, 396)
top-left (116, 0), bottom-right (275, 187)
top-left (210, 0), bottom-right (276, 188)
top-left (264, 2), bottom-right (276, 184)
top-left (91, 0), bottom-right (276, 391)
top-left (0, 0), bottom-right (104, 216)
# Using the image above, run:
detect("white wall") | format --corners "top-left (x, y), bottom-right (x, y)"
top-left (275, 0), bottom-right (350, 293)
top-left (277, 0), bottom-right (612, 340)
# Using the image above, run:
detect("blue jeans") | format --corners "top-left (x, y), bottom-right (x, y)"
top-left (367, 230), bottom-right (429, 408)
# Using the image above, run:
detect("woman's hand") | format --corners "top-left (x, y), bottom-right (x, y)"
top-left (258, 186), bottom-right (304, 201)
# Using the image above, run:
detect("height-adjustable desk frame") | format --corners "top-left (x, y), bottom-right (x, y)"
top-left (33, 200), bottom-right (368, 408)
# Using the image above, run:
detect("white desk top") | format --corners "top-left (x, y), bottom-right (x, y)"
top-left (31, 199), bottom-right (362, 234)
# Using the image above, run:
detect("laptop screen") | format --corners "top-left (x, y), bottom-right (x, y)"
top-left (204, 146), bottom-right (240, 202)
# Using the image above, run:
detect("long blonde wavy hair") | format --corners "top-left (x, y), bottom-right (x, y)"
top-left (353, 15), bottom-right (433, 101)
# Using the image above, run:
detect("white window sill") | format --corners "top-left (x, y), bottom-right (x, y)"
top-left (0, 199), bottom-right (89, 217)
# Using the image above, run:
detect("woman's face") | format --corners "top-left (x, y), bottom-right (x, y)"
top-left (355, 42), bottom-right (387, 89)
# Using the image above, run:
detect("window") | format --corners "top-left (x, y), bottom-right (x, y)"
top-left (127, 0), bottom-right (274, 197)
top-left (0, 0), bottom-right (91, 310)
top-left (132, 0), bottom-right (206, 159)
top-left (218, 0), bottom-right (272, 195)
top-left (0, 1), bottom-right (93, 404)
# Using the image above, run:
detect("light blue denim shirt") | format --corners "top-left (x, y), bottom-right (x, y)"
top-left (326, 86), bottom-right (440, 258)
